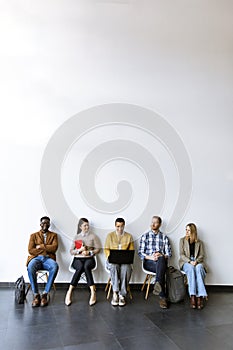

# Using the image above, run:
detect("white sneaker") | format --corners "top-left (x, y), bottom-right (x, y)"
top-left (111, 292), bottom-right (119, 306)
top-left (119, 295), bottom-right (126, 307)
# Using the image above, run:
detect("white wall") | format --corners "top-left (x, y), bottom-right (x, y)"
top-left (0, 0), bottom-right (232, 285)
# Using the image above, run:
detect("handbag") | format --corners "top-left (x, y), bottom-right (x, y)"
top-left (15, 275), bottom-right (26, 304)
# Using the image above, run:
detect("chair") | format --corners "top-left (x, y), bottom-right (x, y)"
top-left (69, 255), bottom-right (97, 283)
top-left (26, 270), bottom-right (56, 296)
top-left (105, 265), bottom-right (133, 300)
top-left (141, 263), bottom-right (156, 300)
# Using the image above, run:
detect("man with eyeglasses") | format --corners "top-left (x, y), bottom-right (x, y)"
top-left (26, 216), bottom-right (59, 307)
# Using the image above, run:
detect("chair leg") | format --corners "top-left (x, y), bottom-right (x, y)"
top-left (145, 275), bottom-right (153, 300)
top-left (127, 285), bottom-right (133, 299)
top-left (107, 282), bottom-right (112, 300)
top-left (25, 283), bottom-right (31, 296)
top-left (105, 277), bottom-right (111, 292)
top-left (141, 274), bottom-right (149, 292)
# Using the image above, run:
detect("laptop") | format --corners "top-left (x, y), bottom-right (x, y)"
top-left (108, 250), bottom-right (135, 264)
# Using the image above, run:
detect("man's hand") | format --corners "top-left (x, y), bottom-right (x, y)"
top-left (146, 252), bottom-right (163, 261)
top-left (153, 252), bottom-right (163, 261)
top-left (36, 245), bottom-right (41, 249)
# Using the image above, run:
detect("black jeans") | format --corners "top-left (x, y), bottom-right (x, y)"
top-left (70, 257), bottom-right (96, 287)
top-left (143, 256), bottom-right (167, 298)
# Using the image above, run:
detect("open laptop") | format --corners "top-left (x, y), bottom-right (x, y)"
top-left (108, 250), bottom-right (135, 264)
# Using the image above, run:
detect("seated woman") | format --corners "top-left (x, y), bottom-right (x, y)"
top-left (65, 218), bottom-right (101, 306)
top-left (179, 223), bottom-right (207, 309)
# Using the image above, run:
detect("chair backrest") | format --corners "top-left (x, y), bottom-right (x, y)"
top-left (69, 256), bottom-right (97, 273)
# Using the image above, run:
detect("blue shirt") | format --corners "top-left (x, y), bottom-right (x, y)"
top-left (138, 230), bottom-right (172, 260)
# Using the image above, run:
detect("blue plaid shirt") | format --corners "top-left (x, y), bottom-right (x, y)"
top-left (138, 230), bottom-right (172, 260)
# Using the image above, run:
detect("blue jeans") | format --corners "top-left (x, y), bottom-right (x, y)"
top-left (182, 262), bottom-right (207, 297)
top-left (143, 256), bottom-right (167, 298)
top-left (27, 256), bottom-right (59, 294)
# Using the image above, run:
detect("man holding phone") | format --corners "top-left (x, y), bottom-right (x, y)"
top-left (138, 216), bottom-right (172, 309)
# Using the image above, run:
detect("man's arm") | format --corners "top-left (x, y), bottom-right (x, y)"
top-left (164, 236), bottom-right (172, 258)
top-left (28, 233), bottom-right (45, 256)
top-left (138, 234), bottom-right (147, 260)
top-left (43, 233), bottom-right (58, 254)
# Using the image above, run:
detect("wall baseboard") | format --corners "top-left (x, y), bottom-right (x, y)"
top-left (1, 282), bottom-right (233, 292)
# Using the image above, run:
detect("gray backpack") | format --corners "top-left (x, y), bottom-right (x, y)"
top-left (166, 266), bottom-right (186, 303)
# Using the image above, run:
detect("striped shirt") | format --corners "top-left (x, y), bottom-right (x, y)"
top-left (138, 230), bottom-right (172, 260)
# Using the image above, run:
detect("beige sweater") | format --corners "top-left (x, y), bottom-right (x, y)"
top-left (70, 232), bottom-right (101, 256)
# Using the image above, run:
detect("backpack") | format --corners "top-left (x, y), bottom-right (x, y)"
top-left (15, 275), bottom-right (26, 304)
top-left (166, 266), bottom-right (186, 303)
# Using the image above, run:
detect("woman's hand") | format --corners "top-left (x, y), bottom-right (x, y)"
top-left (81, 250), bottom-right (90, 257)
top-left (190, 261), bottom-right (197, 266)
top-left (79, 245), bottom-right (87, 253)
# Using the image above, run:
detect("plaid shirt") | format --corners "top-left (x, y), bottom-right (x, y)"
top-left (138, 230), bottom-right (172, 260)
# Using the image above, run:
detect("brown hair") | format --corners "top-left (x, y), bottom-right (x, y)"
top-left (152, 216), bottom-right (162, 225)
top-left (186, 223), bottom-right (198, 243)
top-left (77, 218), bottom-right (89, 234)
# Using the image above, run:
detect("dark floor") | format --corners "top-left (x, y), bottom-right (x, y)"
top-left (1, 286), bottom-right (233, 350)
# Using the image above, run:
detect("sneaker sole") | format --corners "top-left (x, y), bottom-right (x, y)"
top-left (111, 302), bottom-right (119, 306)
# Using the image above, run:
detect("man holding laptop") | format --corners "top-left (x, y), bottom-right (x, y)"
top-left (104, 218), bottom-right (134, 307)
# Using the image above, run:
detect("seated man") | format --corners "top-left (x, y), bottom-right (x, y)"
top-left (26, 216), bottom-right (59, 307)
top-left (104, 218), bottom-right (134, 307)
top-left (138, 216), bottom-right (171, 309)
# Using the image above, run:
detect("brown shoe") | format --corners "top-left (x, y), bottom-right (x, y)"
top-left (159, 298), bottom-right (168, 309)
top-left (197, 297), bottom-right (204, 310)
top-left (190, 295), bottom-right (196, 309)
top-left (32, 294), bottom-right (41, 307)
top-left (41, 293), bottom-right (49, 307)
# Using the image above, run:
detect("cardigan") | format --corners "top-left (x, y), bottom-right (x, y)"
top-left (179, 236), bottom-right (207, 272)
top-left (104, 231), bottom-right (134, 258)
top-left (26, 230), bottom-right (58, 266)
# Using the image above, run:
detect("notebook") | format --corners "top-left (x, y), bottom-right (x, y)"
top-left (75, 240), bottom-right (83, 249)
top-left (108, 250), bottom-right (135, 264)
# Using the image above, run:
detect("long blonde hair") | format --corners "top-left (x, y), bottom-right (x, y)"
top-left (186, 223), bottom-right (198, 243)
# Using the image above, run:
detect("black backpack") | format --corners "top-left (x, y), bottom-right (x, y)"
top-left (166, 266), bottom-right (186, 303)
top-left (15, 275), bottom-right (26, 304)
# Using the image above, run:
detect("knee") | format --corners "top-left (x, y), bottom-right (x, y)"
top-left (27, 261), bottom-right (38, 273)
top-left (196, 263), bottom-right (204, 272)
top-left (157, 255), bottom-right (166, 266)
top-left (84, 265), bottom-right (91, 272)
top-left (184, 263), bottom-right (195, 273)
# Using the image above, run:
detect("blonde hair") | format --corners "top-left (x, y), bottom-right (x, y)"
top-left (186, 223), bottom-right (198, 243)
